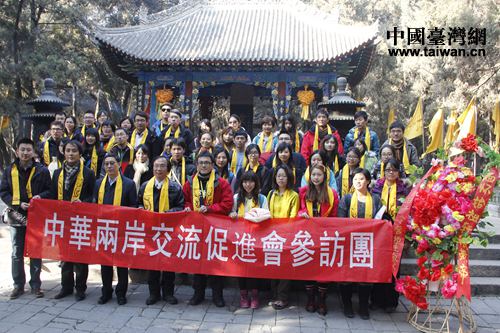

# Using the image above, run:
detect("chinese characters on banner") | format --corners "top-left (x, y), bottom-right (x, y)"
top-left (26, 199), bottom-right (393, 283)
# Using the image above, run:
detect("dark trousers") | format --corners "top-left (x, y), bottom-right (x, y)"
top-left (101, 266), bottom-right (128, 297)
top-left (148, 270), bottom-right (175, 297)
top-left (271, 279), bottom-right (291, 302)
top-left (305, 281), bottom-right (328, 289)
top-left (238, 278), bottom-right (260, 291)
top-left (61, 261), bottom-right (88, 293)
top-left (10, 226), bottom-right (41, 290)
top-left (193, 274), bottom-right (224, 298)
top-left (339, 283), bottom-right (371, 308)
top-left (372, 279), bottom-right (399, 309)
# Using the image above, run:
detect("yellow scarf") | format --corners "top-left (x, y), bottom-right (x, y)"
top-left (230, 149), bottom-right (247, 174)
top-left (381, 181), bottom-right (397, 218)
top-left (169, 157), bottom-right (186, 186)
top-left (333, 155), bottom-right (339, 174)
top-left (237, 197), bottom-right (257, 217)
top-left (81, 124), bottom-right (94, 137)
top-left (131, 128), bottom-right (148, 147)
top-left (164, 125), bottom-right (180, 139)
top-left (313, 124), bottom-right (332, 151)
top-left (43, 140), bottom-right (52, 166)
top-left (258, 132), bottom-right (273, 153)
top-left (245, 163), bottom-right (259, 173)
top-left (304, 166), bottom-right (331, 184)
top-left (306, 187), bottom-right (334, 217)
top-left (341, 164), bottom-right (352, 196)
top-left (143, 177), bottom-right (170, 212)
top-left (192, 170), bottom-right (215, 211)
top-left (349, 191), bottom-right (373, 218)
top-left (11, 164), bottom-right (35, 205)
top-left (295, 131), bottom-right (301, 152)
top-left (57, 161), bottom-right (84, 201)
top-left (104, 136), bottom-right (115, 152)
top-left (98, 174), bottom-right (122, 206)
top-left (90, 147), bottom-right (98, 175)
top-left (354, 127), bottom-right (371, 151)
top-left (272, 157), bottom-right (296, 183)
top-left (360, 153), bottom-right (366, 168)
top-left (380, 162), bottom-right (385, 178)
top-left (390, 139), bottom-right (410, 174)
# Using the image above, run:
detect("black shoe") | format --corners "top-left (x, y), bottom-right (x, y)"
top-left (343, 303), bottom-right (355, 318)
top-left (31, 288), bottom-right (44, 298)
top-left (146, 295), bottom-right (160, 305)
top-left (213, 297), bottom-right (225, 308)
top-left (54, 290), bottom-right (72, 300)
top-left (163, 294), bottom-right (178, 305)
top-left (98, 295), bottom-right (111, 304)
top-left (9, 288), bottom-right (24, 300)
top-left (75, 291), bottom-right (86, 301)
top-left (384, 306), bottom-right (397, 313)
top-left (117, 296), bottom-right (127, 305)
top-left (188, 293), bottom-right (205, 305)
top-left (359, 307), bottom-right (370, 320)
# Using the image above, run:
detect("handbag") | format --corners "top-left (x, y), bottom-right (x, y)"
top-left (1, 207), bottom-right (27, 227)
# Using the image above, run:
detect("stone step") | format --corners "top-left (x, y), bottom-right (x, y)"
top-left (471, 277), bottom-right (500, 296)
top-left (401, 259), bottom-right (500, 278)
top-left (404, 244), bottom-right (500, 260)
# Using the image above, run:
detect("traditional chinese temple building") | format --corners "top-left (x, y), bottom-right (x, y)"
top-left (93, 0), bottom-right (377, 135)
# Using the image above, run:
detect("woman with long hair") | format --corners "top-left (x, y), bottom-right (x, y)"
top-left (217, 126), bottom-right (235, 152)
top-left (193, 131), bottom-right (215, 158)
top-left (271, 143), bottom-right (302, 190)
top-left (267, 165), bottom-right (299, 310)
top-left (319, 134), bottom-right (344, 175)
top-left (213, 146), bottom-right (234, 185)
top-left (370, 158), bottom-right (410, 312)
top-left (354, 138), bottom-right (378, 173)
top-left (82, 127), bottom-right (104, 177)
top-left (301, 150), bottom-right (338, 192)
top-left (119, 117), bottom-right (134, 133)
top-left (232, 144), bottom-right (271, 195)
top-left (336, 147), bottom-right (362, 198)
top-left (280, 114), bottom-right (303, 152)
top-left (194, 119), bottom-right (213, 149)
top-left (64, 116), bottom-right (83, 143)
top-left (372, 144), bottom-right (405, 180)
top-left (298, 164), bottom-right (339, 315)
top-left (123, 144), bottom-right (153, 193)
top-left (229, 171), bottom-right (268, 309)
top-left (338, 168), bottom-right (382, 320)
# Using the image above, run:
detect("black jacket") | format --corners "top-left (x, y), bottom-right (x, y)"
top-left (93, 175), bottom-right (138, 208)
top-left (48, 164), bottom-right (96, 202)
top-left (138, 178), bottom-right (185, 212)
top-left (160, 125), bottom-right (195, 156)
top-left (123, 164), bottom-right (153, 189)
top-left (130, 129), bottom-right (160, 159)
top-left (233, 164), bottom-right (272, 196)
top-left (38, 137), bottom-right (63, 166)
top-left (0, 160), bottom-right (51, 215)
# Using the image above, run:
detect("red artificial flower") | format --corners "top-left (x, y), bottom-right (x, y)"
top-left (417, 267), bottom-right (430, 280)
top-left (417, 256), bottom-right (428, 267)
top-left (443, 263), bottom-right (454, 276)
top-left (460, 134), bottom-right (478, 152)
top-left (430, 267), bottom-right (441, 281)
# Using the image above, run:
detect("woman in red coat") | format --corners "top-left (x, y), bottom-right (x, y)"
top-left (298, 164), bottom-right (339, 315)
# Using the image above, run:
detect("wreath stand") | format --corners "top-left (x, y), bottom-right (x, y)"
top-left (408, 288), bottom-right (477, 333)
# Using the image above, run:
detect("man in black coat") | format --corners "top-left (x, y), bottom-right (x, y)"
top-left (0, 138), bottom-right (51, 299)
top-left (94, 154), bottom-right (138, 305)
top-left (130, 111), bottom-right (160, 159)
top-left (39, 121), bottom-right (65, 167)
top-left (47, 140), bottom-right (95, 301)
top-left (138, 156), bottom-right (185, 305)
top-left (160, 109), bottom-right (195, 156)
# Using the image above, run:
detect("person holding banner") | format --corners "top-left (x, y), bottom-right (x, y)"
top-left (49, 140), bottom-right (96, 301)
top-left (183, 151), bottom-right (233, 308)
top-left (138, 155), bottom-right (185, 306)
top-left (229, 170), bottom-right (268, 309)
top-left (338, 168), bottom-right (382, 320)
top-left (0, 138), bottom-right (51, 299)
top-left (94, 154), bottom-right (138, 305)
top-left (336, 148), bottom-right (362, 198)
top-left (267, 164), bottom-right (299, 310)
top-left (371, 158), bottom-right (410, 313)
top-left (298, 164), bottom-right (339, 315)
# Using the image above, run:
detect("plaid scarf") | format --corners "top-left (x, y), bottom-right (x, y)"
top-left (64, 163), bottom-right (79, 192)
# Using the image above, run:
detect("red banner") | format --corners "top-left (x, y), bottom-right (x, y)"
top-left (26, 199), bottom-right (393, 283)
top-left (455, 167), bottom-right (498, 300)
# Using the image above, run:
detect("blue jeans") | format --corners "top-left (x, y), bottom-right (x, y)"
top-left (10, 226), bottom-right (41, 290)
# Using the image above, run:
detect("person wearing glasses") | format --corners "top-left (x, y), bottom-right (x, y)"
top-left (183, 151), bottom-right (233, 308)
top-left (336, 147), bottom-right (362, 198)
top-left (152, 103), bottom-right (172, 136)
top-left (39, 121), bottom-right (65, 167)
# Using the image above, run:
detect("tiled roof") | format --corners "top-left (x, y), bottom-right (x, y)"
top-left (94, 0), bottom-right (378, 66)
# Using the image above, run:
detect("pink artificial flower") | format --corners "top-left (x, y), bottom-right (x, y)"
top-left (441, 278), bottom-right (458, 299)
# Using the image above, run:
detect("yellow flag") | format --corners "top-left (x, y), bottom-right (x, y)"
top-left (404, 97), bottom-right (424, 140)
top-left (455, 97), bottom-right (476, 141)
top-left (423, 109), bottom-right (444, 156)
top-left (492, 99), bottom-right (500, 150)
top-left (0, 116), bottom-right (9, 133)
top-left (387, 108), bottom-right (395, 134)
top-left (444, 109), bottom-right (458, 148)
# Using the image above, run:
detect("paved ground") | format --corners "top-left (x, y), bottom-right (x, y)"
top-left (0, 202), bottom-right (499, 332)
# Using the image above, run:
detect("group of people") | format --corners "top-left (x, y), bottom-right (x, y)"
top-left (1, 104), bottom-right (422, 319)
